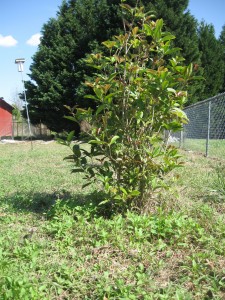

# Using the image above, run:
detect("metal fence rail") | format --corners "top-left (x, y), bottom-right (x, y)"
top-left (172, 92), bottom-right (225, 159)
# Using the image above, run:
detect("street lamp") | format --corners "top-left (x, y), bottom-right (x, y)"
top-left (15, 58), bottom-right (25, 72)
top-left (15, 58), bottom-right (33, 146)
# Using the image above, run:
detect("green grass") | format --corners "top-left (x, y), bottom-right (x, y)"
top-left (0, 141), bottom-right (225, 299)
top-left (181, 138), bottom-right (225, 159)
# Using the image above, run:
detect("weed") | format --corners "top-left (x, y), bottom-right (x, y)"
top-left (211, 165), bottom-right (225, 200)
top-left (0, 142), bottom-right (225, 299)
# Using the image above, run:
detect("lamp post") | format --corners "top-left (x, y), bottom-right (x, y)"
top-left (15, 58), bottom-right (33, 147)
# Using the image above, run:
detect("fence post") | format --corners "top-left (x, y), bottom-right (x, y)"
top-left (206, 101), bottom-right (211, 157)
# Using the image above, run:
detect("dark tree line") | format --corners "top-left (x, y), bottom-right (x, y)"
top-left (24, 0), bottom-right (225, 132)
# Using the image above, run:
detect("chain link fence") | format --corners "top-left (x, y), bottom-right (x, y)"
top-left (171, 92), bottom-right (225, 159)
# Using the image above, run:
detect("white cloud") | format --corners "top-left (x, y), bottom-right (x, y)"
top-left (0, 34), bottom-right (18, 47)
top-left (26, 33), bottom-right (42, 46)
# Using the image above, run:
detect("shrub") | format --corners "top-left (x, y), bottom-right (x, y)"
top-left (62, 3), bottom-right (197, 212)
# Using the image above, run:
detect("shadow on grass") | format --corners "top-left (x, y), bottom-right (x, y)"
top-left (202, 193), bottom-right (225, 203)
top-left (0, 190), bottom-right (114, 218)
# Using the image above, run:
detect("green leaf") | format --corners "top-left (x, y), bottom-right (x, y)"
top-left (130, 190), bottom-right (140, 196)
top-left (64, 154), bottom-right (74, 160)
top-left (99, 199), bottom-right (110, 206)
top-left (186, 63), bottom-right (193, 77)
top-left (170, 108), bottom-right (188, 122)
top-left (102, 40), bottom-right (117, 49)
top-left (84, 94), bottom-right (98, 100)
top-left (167, 88), bottom-right (176, 94)
top-left (120, 3), bottom-right (133, 12)
top-left (64, 116), bottom-right (77, 122)
top-left (156, 19), bottom-right (163, 30)
top-left (81, 157), bottom-right (87, 165)
top-left (89, 139), bottom-right (104, 145)
top-left (87, 167), bottom-right (95, 177)
top-left (109, 135), bottom-right (120, 146)
top-left (96, 104), bottom-right (107, 115)
top-left (143, 24), bottom-right (152, 36)
top-left (72, 168), bottom-right (84, 173)
top-left (136, 111), bottom-right (143, 124)
top-left (80, 148), bottom-right (91, 156)
top-left (39, 285), bottom-right (47, 292)
top-left (161, 34), bottom-right (175, 42)
top-left (73, 144), bottom-right (81, 157)
top-left (108, 73), bottom-right (117, 82)
top-left (152, 147), bottom-right (162, 158)
top-left (82, 182), bottom-right (92, 188)
top-left (165, 47), bottom-right (181, 55)
top-left (120, 187), bottom-right (128, 195)
top-left (57, 138), bottom-right (67, 146)
top-left (67, 130), bottom-right (75, 143)
top-left (153, 19), bottom-right (163, 40)
top-left (94, 87), bottom-right (103, 99)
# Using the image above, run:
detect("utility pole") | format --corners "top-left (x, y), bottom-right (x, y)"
top-left (15, 58), bottom-right (33, 148)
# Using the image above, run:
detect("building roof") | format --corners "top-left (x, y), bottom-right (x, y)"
top-left (0, 98), bottom-right (13, 113)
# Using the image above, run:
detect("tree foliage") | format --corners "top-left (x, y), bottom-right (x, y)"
top-left (24, 0), bottom-right (225, 132)
top-left (62, 4), bottom-right (195, 212)
top-left (198, 22), bottom-right (225, 100)
top-left (219, 24), bottom-right (225, 93)
top-left (143, 0), bottom-right (199, 62)
top-left (25, 0), bottom-right (124, 132)
top-left (139, 0), bottom-right (202, 104)
top-left (24, 0), bottom-right (203, 133)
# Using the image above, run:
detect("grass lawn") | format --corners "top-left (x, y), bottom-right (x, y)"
top-left (0, 140), bottom-right (225, 299)
top-left (181, 138), bottom-right (225, 159)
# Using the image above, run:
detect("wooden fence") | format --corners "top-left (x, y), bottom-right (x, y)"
top-left (12, 121), bottom-right (51, 139)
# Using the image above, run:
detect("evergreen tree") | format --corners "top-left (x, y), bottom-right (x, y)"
top-left (198, 22), bottom-right (225, 100)
top-left (142, 0), bottom-right (202, 104)
top-left (25, 0), bottom-right (202, 132)
top-left (219, 24), bottom-right (225, 93)
top-left (25, 0), bottom-right (123, 132)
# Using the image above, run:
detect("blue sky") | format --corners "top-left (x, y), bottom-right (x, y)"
top-left (0, 0), bottom-right (225, 104)
top-left (0, 0), bottom-right (62, 104)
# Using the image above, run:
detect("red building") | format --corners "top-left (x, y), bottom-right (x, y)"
top-left (0, 98), bottom-right (13, 139)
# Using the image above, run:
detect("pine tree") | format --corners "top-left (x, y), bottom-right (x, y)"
top-left (26, 0), bottom-right (123, 132)
top-left (198, 22), bottom-right (225, 99)
top-left (25, 0), bottom-right (202, 132)
top-left (219, 24), bottom-right (225, 93)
